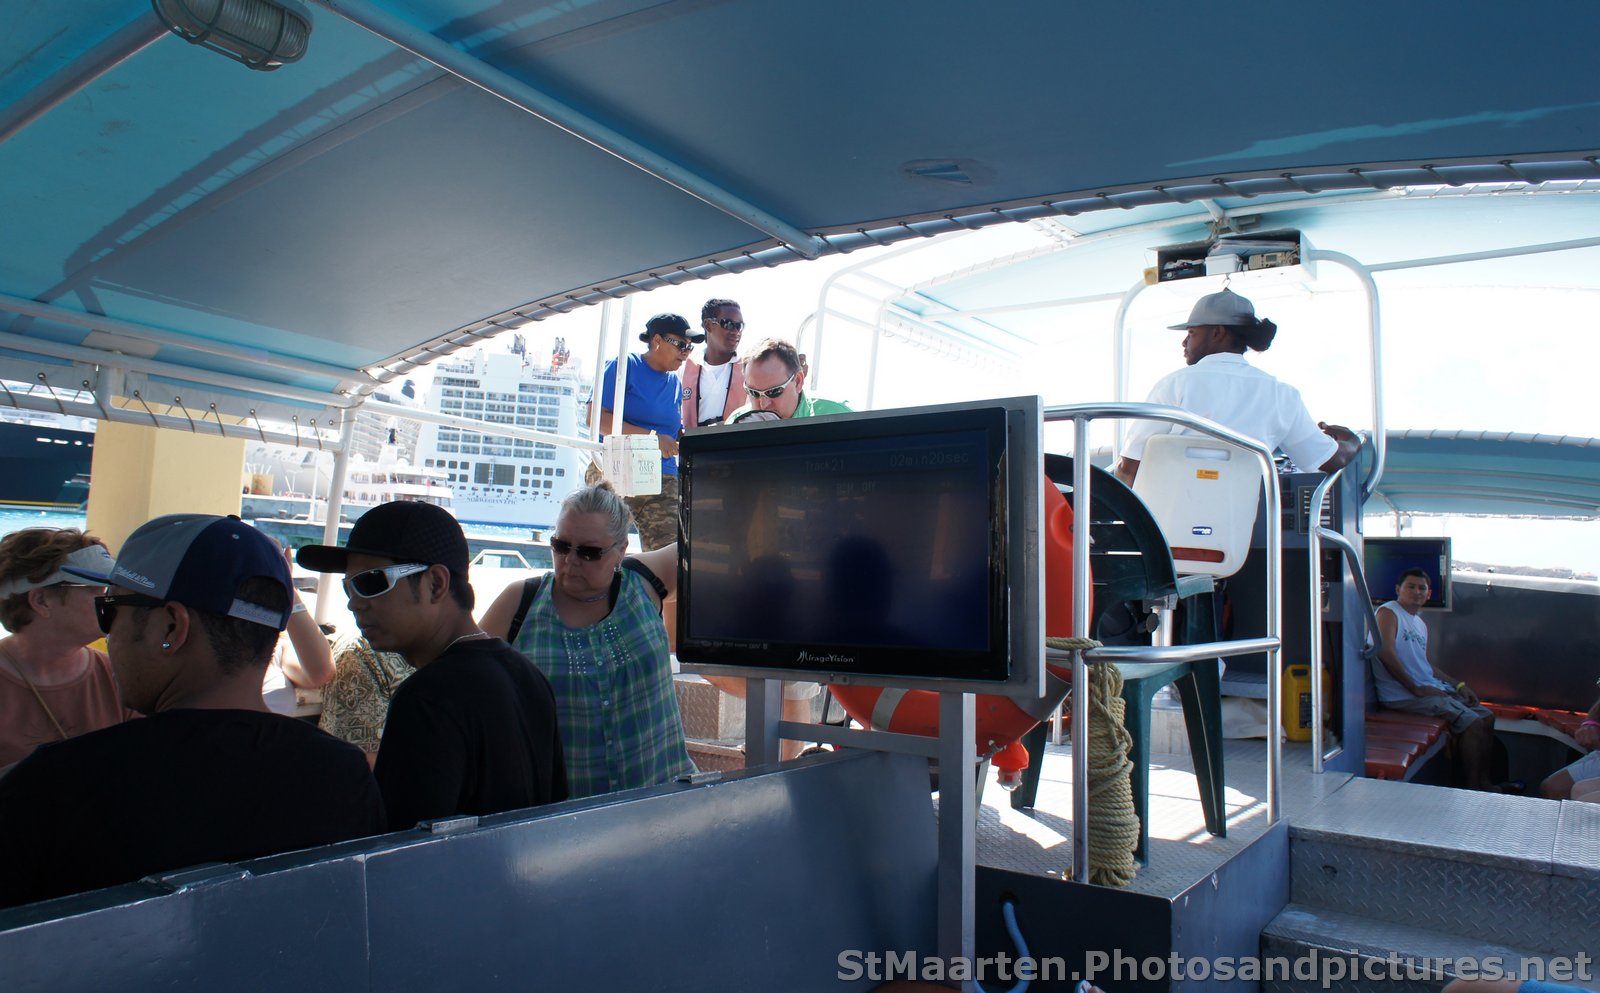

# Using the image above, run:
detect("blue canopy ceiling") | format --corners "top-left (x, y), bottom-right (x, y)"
top-left (4, 0), bottom-right (1600, 435)
top-left (1369, 431), bottom-right (1600, 521)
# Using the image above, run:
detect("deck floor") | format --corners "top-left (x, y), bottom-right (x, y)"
top-left (970, 735), bottom-right (1351, 897)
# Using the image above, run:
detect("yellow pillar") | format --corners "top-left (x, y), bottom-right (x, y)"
top-left (85, 421), bottom-right (245, 552)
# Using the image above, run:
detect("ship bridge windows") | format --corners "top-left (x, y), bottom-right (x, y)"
top-left (475, 463), bottom-right (516, 486)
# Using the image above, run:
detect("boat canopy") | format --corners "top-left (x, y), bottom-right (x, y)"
top-left (4, 2), bottom-right (1600, 445)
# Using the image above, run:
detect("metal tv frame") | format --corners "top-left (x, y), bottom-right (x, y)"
top-left (675, 394), bottom-right (1044, 700)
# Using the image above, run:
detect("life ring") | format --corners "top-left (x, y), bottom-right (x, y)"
top-left (826, 477), bottom-right (1089, 779)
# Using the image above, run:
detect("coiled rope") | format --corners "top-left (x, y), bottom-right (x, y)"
top-left (1046, 636), bottom-right (1139, 886)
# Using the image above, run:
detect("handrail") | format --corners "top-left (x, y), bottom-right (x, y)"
top-left (1043, 401), bottom-right (1283, 882)
top-left (1305, 464), bottom-right (1387, 773)
top-left (1306, 467), bottom-right (1342, 774)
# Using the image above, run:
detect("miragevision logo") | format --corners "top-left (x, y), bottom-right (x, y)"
top-left (797, 650), bottom-right (855, 666)
top-left (1191, 526), bottom-right (1214, 536)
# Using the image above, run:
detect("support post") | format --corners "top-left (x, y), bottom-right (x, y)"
top-left (937, 691), bottom-right (976, 988)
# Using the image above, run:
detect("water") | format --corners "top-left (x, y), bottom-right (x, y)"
top-left (0, 508), bottom-right (88, 540)
top-left (0, 508), bottom-right (540, 545)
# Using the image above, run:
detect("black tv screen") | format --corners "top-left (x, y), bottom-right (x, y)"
top-left (1364, 536), bottom-right (1452, 611)
top-left (676, 397), bottom-right (1042, 694)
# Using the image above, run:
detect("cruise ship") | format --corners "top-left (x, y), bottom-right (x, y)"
top-left (0, 408), bottom-right (95, 510)
top-left (414, 336), bottom-right (589, 529)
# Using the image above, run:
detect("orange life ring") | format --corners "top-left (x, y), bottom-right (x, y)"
top-left (826, 477), bottom-right (1089, 764)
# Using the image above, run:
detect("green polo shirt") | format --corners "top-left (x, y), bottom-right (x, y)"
top-left (730, 391), bottom-right (852, 423)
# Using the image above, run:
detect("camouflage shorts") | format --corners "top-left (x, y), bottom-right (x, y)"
top-left (583, 461), bottom-right (680, 550)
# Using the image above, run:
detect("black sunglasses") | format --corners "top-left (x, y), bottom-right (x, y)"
top-left (710, 317), bottom-right (745, 331)
top-left (659, 335), bottom-right (694, 353)
top-left (550, 538), bottom-right (618, 562)
top-left (94, 593), bottom-right (166, 634)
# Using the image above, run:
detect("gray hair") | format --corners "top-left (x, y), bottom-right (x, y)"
top-left (560, 480), bottom-right (635, 544)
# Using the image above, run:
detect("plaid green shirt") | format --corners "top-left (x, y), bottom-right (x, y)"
top-left (512, 569), bottom-right (694, 798)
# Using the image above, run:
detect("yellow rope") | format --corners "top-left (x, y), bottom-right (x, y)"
top-left (1045, 636), bottom-right (1140, 886)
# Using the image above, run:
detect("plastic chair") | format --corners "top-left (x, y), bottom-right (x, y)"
top-left (1130, 433), bottom-right (1262, 578)
top-left (1010, 457), bottom-right (1226, 862)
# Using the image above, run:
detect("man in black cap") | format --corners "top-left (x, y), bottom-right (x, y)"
top-left (298, 501), bottom-right (567, 830)
top-left (589, 312), bottom-right (701, 549)
top-left (0, 514), bottom-right (385, 908)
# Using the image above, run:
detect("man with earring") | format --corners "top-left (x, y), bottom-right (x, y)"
top-left (0, 515), bottom-right (384, 908)
top-left (299, 501), bottom-right (567, 830)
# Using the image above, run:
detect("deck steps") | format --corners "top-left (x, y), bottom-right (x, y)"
top-left (1262, 905), bottom-right (1559, 993)
top-left (1262, 777), bottom-right (1600, 992)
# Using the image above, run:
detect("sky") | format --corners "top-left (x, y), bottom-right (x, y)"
top-left (423, 225), bottom-right (1598, 579)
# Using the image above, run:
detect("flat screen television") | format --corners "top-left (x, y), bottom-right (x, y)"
top-left (676, 395), bottom-right (1043, 698)
top-left (1363, 536), bottom-right (1452, 611)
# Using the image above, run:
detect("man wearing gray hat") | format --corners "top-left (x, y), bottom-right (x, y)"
top-left (0, 514), bottom-right (385, 908)
top-left (589, 312), bottom-right (703, 549)
top-left (1115, 288), bottom-right (1360, 485)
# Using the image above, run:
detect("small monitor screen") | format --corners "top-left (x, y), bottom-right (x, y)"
top-left (1364, 537), bottom-right (1452, 610)
top-left (678, 401), bottom-right (1033, 688)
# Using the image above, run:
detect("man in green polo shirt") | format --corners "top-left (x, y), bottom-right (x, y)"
top-left (729, 338), bottom-right (851, 422)
top-left (719, 337), bottom-right (849, 757)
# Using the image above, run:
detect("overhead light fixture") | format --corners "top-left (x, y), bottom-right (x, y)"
top-left (152, 0), bottom-right (312, 71)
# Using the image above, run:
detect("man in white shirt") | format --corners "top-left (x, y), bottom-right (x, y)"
top-left (1374, 568), bottom-right (1495, 790)
top-left (680, 298), bottom-right (746, 429)
top-left (1116, 289), bottom-right (1360, 485)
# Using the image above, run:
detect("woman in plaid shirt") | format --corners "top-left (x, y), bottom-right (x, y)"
top-left (483, 482), bottom-right (694, 797)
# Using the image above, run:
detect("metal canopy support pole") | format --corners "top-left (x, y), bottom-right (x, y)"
top-left (937, 691), bottom-right (976, 986)
top-left (590, 302), bottom-right (613, 444)
top-left (313, 415), bottom-right (358, 627)
top-left (1070, 416), bottom-right (1093, 883)
top-left (1306, 250), bottom-right (1384, 499)
top-left (1111, 278), bottom-right (1150, 456)
top-left (0, 291), bottom-right (378, 387)
top-left (313, 0), bottom-right (823, 258)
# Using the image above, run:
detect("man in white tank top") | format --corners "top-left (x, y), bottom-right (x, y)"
top-left (1374, 568), bottom-right (1495, 790)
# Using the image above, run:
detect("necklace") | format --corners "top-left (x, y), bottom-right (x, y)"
top-left (444, 631), bottom-right (491, 651)
top-left (0, 645), bottom-right (69, 741)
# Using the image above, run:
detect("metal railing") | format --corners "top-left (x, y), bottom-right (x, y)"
top-left (1043, 402), bottom-right (1283, 883)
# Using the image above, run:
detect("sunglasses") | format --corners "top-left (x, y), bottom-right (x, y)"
top-left (94, 593), bottom-right (165, 634)
top-left (659, 335), bottom-right (694, 353)
top-left (344, 563), bottom-right (429, 599)
top-left (550, 538), bottom-right (619, 562)
top-left (711, 317), bottom-right (745, 331)
top-left (745, 372), bottom-right (797, 400)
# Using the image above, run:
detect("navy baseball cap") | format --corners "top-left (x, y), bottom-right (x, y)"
top-left (296, 500), bottom-right (468, 578)
top-left (639, 312), bottom-right (704, 344)
top-left (110, 515), bottom-right (292, 630)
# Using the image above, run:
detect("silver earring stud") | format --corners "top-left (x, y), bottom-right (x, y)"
top-left (161, 641), bottom-right (172, 650)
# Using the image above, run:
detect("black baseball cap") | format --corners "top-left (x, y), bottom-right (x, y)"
top-left (296, 501), bottom-right (468, 578)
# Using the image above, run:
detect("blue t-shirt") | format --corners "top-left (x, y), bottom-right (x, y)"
top-left (598, 354), bottom-right (683, 476)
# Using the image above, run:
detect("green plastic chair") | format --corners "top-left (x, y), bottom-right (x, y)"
top-left (1009, 455), bottom-right (1226, 863)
